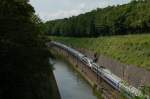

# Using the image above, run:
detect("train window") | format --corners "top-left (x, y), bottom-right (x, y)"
top-left (100, 66), bottom-right (105, 68)
top-left (105, 76), bottom-right (118, 88)
top-left (82, 59), bottom-right (88, 64)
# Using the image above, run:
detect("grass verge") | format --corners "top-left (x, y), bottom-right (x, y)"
top-left (49, 34), bottom-right (150, 70)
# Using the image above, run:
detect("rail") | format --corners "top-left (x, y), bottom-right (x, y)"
top-left (48, 41), bottom-right (149, 99)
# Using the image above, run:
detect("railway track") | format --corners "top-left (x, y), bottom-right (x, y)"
top-left (48, 41), bottom-right (149, 99)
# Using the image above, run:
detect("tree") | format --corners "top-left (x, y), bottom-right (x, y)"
top-left (45, 0), bottom-right (150, 37)
top-left (0, 0), bottom-right (52, 99)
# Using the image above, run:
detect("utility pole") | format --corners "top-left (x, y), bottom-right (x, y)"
top-left (93, 52), bottom-right (98, 63)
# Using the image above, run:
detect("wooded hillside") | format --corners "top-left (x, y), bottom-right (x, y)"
top-left (45, 0), bottom-right (150, 37)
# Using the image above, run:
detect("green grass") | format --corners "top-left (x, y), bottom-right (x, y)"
top-left (49, 34), bottom-right (150, 70)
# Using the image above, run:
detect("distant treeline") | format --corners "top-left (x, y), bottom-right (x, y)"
top-left (45, 0), bottom-right (150, 37)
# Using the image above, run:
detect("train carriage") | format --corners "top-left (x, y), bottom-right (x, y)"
top-left (50, 41), bottom-right (146, 99)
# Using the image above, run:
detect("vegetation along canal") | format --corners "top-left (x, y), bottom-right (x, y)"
top-left (50, 58), bottom-right (99, 99)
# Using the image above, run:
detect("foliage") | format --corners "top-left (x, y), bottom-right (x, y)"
top-left (0, 0), bottom-right (55, 99)
top-left (140, 85), bottom-right (150, 97)
top-left (45, 0), bottom-right (150, 37)
top-left (50, 34), bottom-right (150, 70)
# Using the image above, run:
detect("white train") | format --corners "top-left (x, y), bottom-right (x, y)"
top-left (50, 41), bottom-right (148, 99)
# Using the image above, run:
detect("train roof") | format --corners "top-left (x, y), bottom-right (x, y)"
top-left (102, 68), bottom-right (122, 82)
top-left (51, 41), bottom-right (145, 98)
top-left (54, 41), bottom-right (84, 58)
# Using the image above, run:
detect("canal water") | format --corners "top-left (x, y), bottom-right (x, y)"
top-left (51, 58), bottom-right (98, 99)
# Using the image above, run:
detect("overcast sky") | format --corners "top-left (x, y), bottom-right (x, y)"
top-left (30, 0), bottom-right (131, 21)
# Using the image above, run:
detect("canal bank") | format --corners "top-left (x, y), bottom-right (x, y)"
top-left (51, 58), bottom-right (99, 99)
top-left (50, 49), bottom-right (104, 99)
top-left (49, 69), bottom-right (61, 99)
top-left (50, 47), bottom-right (122, 99)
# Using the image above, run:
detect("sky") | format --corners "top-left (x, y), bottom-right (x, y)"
top-left (30, 0), bottom-right (131, 21)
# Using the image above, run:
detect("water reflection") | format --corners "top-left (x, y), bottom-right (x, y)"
top-left (52, 58), bottom-right (98, 99)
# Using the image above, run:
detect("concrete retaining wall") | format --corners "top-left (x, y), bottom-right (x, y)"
top-left (77, 48), bottom-right (150, 88)
top-left (51, 46), bottom-right (123, 99)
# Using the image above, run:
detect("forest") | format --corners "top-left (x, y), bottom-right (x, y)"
top-left (45, 0), bottom-right (150, 37)
top-left (0, 0), bottom-right (150, 99)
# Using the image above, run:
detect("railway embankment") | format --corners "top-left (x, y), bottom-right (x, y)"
top-left (77, 48), bottom-right (150, 88)
top-left (50, 44), bottom-right (124, 99)
top-left (50, 34), bottom-right (150, 89)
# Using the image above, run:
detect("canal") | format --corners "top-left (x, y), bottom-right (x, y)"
top-left (51, 58), bottom-right (98, 99)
